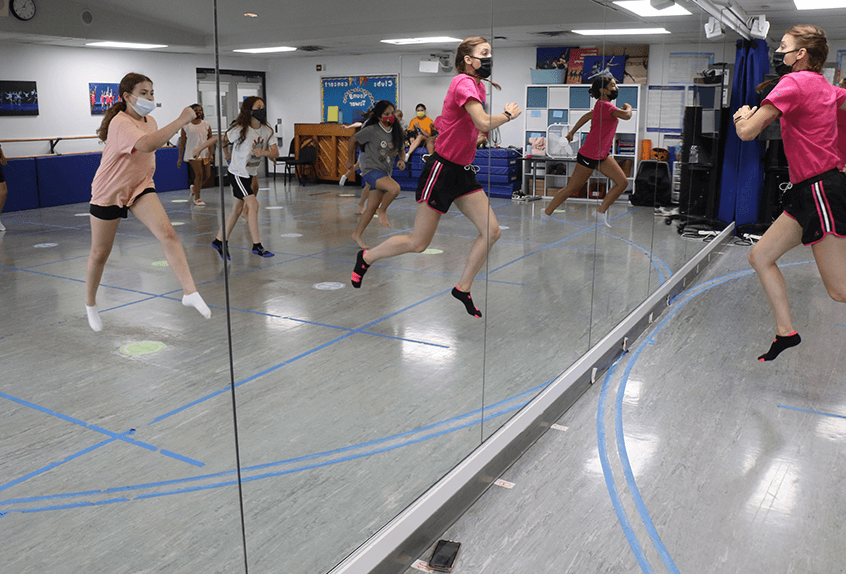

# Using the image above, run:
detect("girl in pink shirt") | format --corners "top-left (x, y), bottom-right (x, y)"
top-left (86, 72), bottom-right (211, 332)
top-left (544, 76), bottom-right (633, 227)
top-left (735, 25), bottom-right (846, 361)
top-left (351, 37), bottom-right (522, 318)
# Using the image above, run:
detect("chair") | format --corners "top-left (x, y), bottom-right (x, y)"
top-left (272, 139), bottom-right (297, 181)
top-left (286, 144), bottom-right (317, 185)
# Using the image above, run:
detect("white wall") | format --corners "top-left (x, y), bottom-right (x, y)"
top-left (0, 42), bottom-right (266, 157)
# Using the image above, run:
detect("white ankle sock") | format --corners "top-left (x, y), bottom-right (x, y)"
top-left (594, 210), bottom-right (611, 228)
top-left (0, 220), bottom-right (5, 231)
top-left (182, 292), bottom-right (211, 318)
top-left (86, 304), bottom-right (102, 332)
top-left (339, 174), bottom-right (347, 186)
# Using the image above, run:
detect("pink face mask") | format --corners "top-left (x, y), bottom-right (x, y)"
top-left (381, 115), bottom-right (395, 125)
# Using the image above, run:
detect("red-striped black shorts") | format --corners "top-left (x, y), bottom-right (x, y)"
top-left (415, 152), bottom-right (483, 214)
top-left (783, 168), bottom-right (846, 246)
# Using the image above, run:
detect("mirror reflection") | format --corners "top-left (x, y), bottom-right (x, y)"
top-left (2, 0), bottom-right (817, 570)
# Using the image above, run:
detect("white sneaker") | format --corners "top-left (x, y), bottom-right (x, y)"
top-left (339, 174), bottom-right (348, 186)
top-left (0, 220), bottom-right (5, 231)
top-left (594, 210), bottom-right (611, 228)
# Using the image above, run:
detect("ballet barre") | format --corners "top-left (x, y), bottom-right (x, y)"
top-left (0, 135), bottom-right (100, 156)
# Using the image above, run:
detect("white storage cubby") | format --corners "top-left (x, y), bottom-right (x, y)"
top-left (522, 84), bottom-right (642, 200)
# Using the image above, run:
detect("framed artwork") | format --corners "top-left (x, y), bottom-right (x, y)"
top-left (0, 80), bottom-right (39, 116)
top-left (89, 82), bottom-right (121, 115)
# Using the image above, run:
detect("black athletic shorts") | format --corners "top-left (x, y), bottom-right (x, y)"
top-left (229, 172), bottom-right (256, 200)
top-left (89, 188), bottom-right (155, 220)
top-left (576, 152), bottom-right (601, 170)
top-left (0, 162), bottom-right (5, 184)
top-left (415, 152), bottom-right (483, 214)
top-left (783, 168), bottom-right (846, 246)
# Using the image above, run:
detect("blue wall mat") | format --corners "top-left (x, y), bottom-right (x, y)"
top-left (154, 147), bottom-right (189, 192)
top-left (2, 158), bottom-right (39, 212)
top-left (36, 153), bottom-right (102, 207)
top-left (527, 87), bottom-right (549, 109)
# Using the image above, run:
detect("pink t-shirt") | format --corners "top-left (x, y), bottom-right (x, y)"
top-left (580, 99), bottom-right (619, 160)
top-left (837, 108), bottom-right (846, 169)
top-left (91, 112), bottom-right (157, 207)
top-left (762, 71), bottom-right (846, 183)
top-left (434, 74), bottom-right (486, 165)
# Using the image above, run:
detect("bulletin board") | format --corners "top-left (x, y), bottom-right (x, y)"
top-left (668, 52), bottom-right (715, 84)
top-left (320, 75), bottom-right (398, 124)
top-left (646, 85), bottom-right (691, 134)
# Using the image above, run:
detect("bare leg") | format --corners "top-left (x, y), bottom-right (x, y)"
top-left (544, 163), bottom-right (594, 215)
top-left (188, 160), bottom-right (206, 205)
top-left (357, 183), bottom-right (370, 215)
top-left (130, 193), bottom-right (198, 294)
top-left (406, 134), bottom-right (426, 158)
top-left (453, 191), bottom-right (502, 292)
top-left (216, 198), bottom-right (244, 243)
top-left (374, 176), bottom-right (401, 228)
top-left (86, 216), bottom-right (121, 306)
top-left (596, 156), bottom-right (628, 213)
top-left (352, 188), bottom-right (381, 249)
top-left (425, 136), bottom-right (435, 155)
top-left (811, 234), bottom-right (846, 302)
top-left (242, 176), bottom-right (259, 222)
top-left (243, 194), bottom-right (262, 245)
top-left (363, 202), bottom-right (441, 265)
top-left (748, 213), bottom-right (803, 336)
top-left (0, 181), bottom-right (7, 230)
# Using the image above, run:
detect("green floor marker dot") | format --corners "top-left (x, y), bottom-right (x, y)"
top-left (171, 221), bottom-right (185, 226)
top-left (120, 341), bottom-right (166, 356)
top-left (172, 199), bottom-right (188, 203)
top-left (152, 261), bottom-right (169, 267)
top-left (339, 193), bottom-right (355, 197)
top-left (554, 209), bottom-right (566, 213)
top-left (423, 248), bottom-right (443, 255)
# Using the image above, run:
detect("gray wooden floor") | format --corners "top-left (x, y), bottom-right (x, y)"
top-left (411, 240), bottom-right (846, 574)
top-left (1, 177), bottom-right (709, 573)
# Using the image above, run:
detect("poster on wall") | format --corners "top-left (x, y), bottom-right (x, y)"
top-left (567, 48), bottom-right (600, 84)
top-left (321, 75), bottom-right (398, 124)
top-left (581, 55), bottom-right (627, 83)
top-left (536, 47), bottom-right (576, 70)
top-left (89, 83), bottom-right (121, 115)
top-left (0, 80), bottom-right (39, 116)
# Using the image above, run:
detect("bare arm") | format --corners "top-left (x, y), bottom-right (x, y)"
top-left (611, 103), bottom-right (633, 121)
top-left (464, 100), bottom-right (522, 133)
top-left (0, 146), bottom-right (6, 165)
top-left (194, 134), bottom-right (223, 158)
top-left (568, 111), bottom-right (593, 140)
top-left (734, 104), bottom-right (780, 141)
top-left (134, 107), bottom-right (196, 153)
top-left (346, 136), bottom-right (358, 169)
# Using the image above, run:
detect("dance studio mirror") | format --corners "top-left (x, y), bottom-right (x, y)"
top-left (0, 1), bottom-right (248, 573)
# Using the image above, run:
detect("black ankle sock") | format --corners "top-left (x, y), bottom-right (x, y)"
top-left (252, 242), bottom-right (263, 250)
top-left (758, 332), bottom-right (801, 362)
top-left (351, 250), bottom-right (370, 288)
top-left (451, 287), bottom-right (482, 318)
top-left (212, 238), bottom-right (230, 261)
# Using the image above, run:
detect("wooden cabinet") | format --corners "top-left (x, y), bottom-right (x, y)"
top-left (293, 123), bottom-right (356, 181)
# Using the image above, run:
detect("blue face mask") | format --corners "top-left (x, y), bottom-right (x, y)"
top-left (129, 95), bottom-right (156, 116)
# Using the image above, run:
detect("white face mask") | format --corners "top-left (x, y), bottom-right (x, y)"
top-left (129, 95), bottom-right (156, 116)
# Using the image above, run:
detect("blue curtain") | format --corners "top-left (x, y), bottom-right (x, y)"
top-left (717, 39), bottom-right (770, 226)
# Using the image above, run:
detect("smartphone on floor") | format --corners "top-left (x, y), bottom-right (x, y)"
top-left (428, 539), bottom-right (461, 572)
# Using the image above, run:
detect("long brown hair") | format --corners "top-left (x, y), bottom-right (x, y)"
top-left (96, 72), bottom-right (151, 142)
top-left (454, 36), bottom-right (501, 91)
top-left (786, 25), bottom-right (828, 73)
top-left (232, 96), bottom-right (270, 145)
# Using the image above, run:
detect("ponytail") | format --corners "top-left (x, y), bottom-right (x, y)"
top-left (97, 101), bottom-right (128, 142)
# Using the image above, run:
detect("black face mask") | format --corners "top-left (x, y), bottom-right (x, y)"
top-left (772, 49), bottom-right (799, 77)
top-left (252, 108), bottom-right (267, 123)
top-left (608, 89), bottom-right (619, 100)
top-left (470, 56), bottom-right (493, 79)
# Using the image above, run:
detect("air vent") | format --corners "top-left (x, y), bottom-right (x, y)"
top-left (81, 10), bottom-right (94, 25)
top-left (299, 45), bottom-right (325, 52)
top-left (531, 31), bottom-right (568, 37)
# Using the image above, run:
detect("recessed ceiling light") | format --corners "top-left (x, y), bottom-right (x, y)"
top-left (85, 41), bottom-right (168, 49)
top-left (244, 12), bottom-right (258, 17)
top-left (794, 0), bottom-right (846, 9)
top-left (233, 46), bottom-right (298, 53)
top-left (613, 1), bottom-right (690, 16)
top-left (571, 28), bottom-right (671, 35)
top-left (381, 36), bottom-right (463, 45)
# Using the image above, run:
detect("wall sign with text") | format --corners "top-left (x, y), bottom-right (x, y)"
top-left (321, 75), bottom-right (398, 124)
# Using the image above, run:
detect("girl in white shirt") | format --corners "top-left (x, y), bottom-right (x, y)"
top-left (177, 104), bottom-right (213, 206)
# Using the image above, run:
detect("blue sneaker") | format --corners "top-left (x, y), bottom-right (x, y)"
top-left (252, 246), bottom-right (274, 258)
top-left (212, 240), bottom-right (230, 261)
